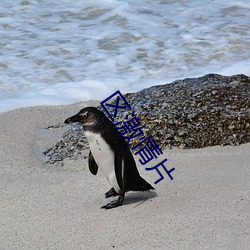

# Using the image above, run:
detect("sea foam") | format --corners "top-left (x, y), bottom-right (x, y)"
top-left (0, 0), bottom-right (249, 112)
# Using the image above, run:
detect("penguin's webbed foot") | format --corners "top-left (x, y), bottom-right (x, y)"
top-left (101, 196), bottom-right (124, 209)
top-left (105, 187), bottom-right (118, 198)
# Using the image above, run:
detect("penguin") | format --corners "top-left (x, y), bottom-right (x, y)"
top-left (65, 107), bottom-right (154, 209)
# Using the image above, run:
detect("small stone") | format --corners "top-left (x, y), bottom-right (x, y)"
top-left (178, 130), bottom-right (187, 136)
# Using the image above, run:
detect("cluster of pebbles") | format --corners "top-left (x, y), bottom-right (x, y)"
top-left (43, 125), bottom-right (89, 164)
top-left (43, 74), bottom-right (250, 164)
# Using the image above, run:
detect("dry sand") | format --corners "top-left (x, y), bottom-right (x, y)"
top-left (0, 102), bottom-right (249, 250)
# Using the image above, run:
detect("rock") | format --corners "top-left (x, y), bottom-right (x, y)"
top-left (43, 74), bottom-right (250, 164)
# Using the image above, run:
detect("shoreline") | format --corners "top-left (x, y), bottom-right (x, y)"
top-left (0, 102), bottom-right (249, 249)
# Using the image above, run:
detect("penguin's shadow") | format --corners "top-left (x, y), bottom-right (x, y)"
top-left (123, 191), bottom-right (157, 208)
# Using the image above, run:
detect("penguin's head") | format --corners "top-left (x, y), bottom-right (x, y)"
top-left (65, 107), bottom-right (109, 129)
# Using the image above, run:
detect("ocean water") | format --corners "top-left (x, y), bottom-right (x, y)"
top-left (0, 0), bottom-right (250, 112)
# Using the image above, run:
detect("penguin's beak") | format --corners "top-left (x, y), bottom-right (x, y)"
top-left (64, 114), bottom-right (81, 124)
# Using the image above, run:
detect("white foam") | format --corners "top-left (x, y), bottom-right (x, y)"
top-left (0, 0), bottom-right (250, 112)
top-left (218, 60), bottom-right (250, 76)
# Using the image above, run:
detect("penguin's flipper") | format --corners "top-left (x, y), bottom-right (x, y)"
top-left (105, 187), bottom-right (118, 198)
top-left (88, 151), bottom-right (98, 175)
top-left (114, 145), bottom-right (124, 190)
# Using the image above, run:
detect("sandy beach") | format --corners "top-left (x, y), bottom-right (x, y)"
top-left (0, 102), bottom-right (249, 249)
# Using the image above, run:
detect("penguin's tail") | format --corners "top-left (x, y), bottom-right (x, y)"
top-left (131, 176), bottom-right (154, 192)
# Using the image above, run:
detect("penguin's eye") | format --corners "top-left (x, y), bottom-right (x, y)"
top-left (79, 112), bottom-right (88, 119)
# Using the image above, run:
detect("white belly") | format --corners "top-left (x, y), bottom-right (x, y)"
top-left (85, 131), bottom-right (120, 193)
